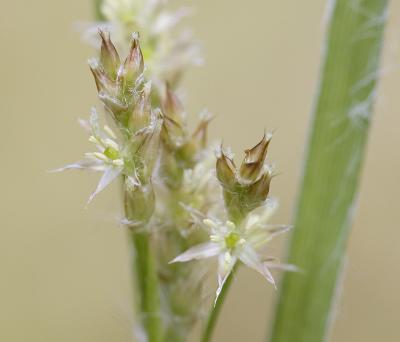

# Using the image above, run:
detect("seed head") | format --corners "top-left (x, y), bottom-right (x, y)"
top-left (240, 132), bottom-right (271, 182)
top-left (216, 133), bottom-right (274, 222)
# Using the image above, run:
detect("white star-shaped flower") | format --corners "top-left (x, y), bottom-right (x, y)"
top-left (170, 200), bottom-right (296, 303)
top-left (53, 108), bottom-right (125, 204)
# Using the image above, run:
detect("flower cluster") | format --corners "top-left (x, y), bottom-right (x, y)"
top-left (57, 32), bottom-right (213, 339)
top-left (59, 7), bottom-right (293, 339)
top-left (58, 32), bottom-right (162, 224)
top-left (172, 135), bottom-right (295, 302)
top-left (85, 0), bottom-right (202, 87)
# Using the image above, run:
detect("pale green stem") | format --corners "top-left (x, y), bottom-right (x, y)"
top-left (124, 187), bottom-right (162, 342)
top-left (129, 230), bottom-right (163, 342)
top-left (269, 1), bottom-right (389, 342)
top-left (91, 1), bottom-right (161, 340)
top-left (201, 264), bottom-right (238, 342)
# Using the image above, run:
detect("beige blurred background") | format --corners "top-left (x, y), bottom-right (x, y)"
top-left (1, 1), bottom-right (399, 341)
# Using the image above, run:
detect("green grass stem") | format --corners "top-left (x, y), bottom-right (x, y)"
top-left (269, 1), bottom-right (389, 341)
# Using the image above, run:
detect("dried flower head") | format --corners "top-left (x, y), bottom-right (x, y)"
top-left (216, 133), bottom-right (274, 222)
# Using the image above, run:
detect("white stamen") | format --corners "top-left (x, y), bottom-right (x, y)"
top-left (93, 152), bottom-right (109, 162)
top-left (89, 135), bottom-right (98, 144)
top-left (210, 235), bottom-right (222, 243)
top-left (103, 125), bottom-right (117, 139)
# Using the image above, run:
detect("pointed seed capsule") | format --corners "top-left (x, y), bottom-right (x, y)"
top-left (216, 149), bottom-right (237, 189)
top-left (246, 171), bottom-right (272, 208)
top-left (122, 33), bottom-right (144, 89)
top-left (99, 30), bottom-right (120, 79)
top-left (240, 133), bottom-right (271, 181)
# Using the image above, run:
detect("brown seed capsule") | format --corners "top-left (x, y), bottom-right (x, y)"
top-left (99, 30), bottom-right (120, 79)
top-left (121, 33), bottom-right (144, 90)
top-left (89, 59), bottom-right (117, 95)
top-left (245, 171), bottom-right (272, 209)
top-left (216, 149), bottom-right (237, 189)
top-left (216, 134), bottom-right (274, 222)
top-left (240, 133), bottom-right (271, 181)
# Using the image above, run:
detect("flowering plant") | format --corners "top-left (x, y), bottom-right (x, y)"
top-left (57, 1), bottom-right (295, 341)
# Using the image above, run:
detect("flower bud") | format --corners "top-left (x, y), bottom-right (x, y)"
top-left (161, 84), bottom-right (185, 125)
top-left (128, 81), bottom-right (153, 132)
top-left (98, 92), bottom-right (128, 116)
top-left (99, 30), bottom-right (120, 79)
top-left (120, 33), bottom-right (144, 91)
top-left (160, 86), bottom-right (188, 157)
top-left (89, 58), bottom-right (117, 96)
top-left (124, 179), bottom-right (155, 225)
top-left (161, 115), bottom-right (185, 151)
top-left (133, 110), bottom-right (163, 177)
top-left (174, 111), bottom-right (213, 168)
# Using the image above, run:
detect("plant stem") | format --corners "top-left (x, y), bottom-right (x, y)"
top-left (124, 186), bottom-right (162, 342)
top-left (129, 230), bottom-right (162, 342)
top-left (201, 264), bottom-right (238, 342)
top-left (269, 1), bottom-right (389, 342)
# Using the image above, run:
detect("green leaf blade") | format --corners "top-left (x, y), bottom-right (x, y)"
top-left (269, 1), bottom-right (389, 341)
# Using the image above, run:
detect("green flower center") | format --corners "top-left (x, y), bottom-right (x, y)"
top-left (103, 146), bottom-right (120, 160)
top-left (225, 232), bottom-right (241, 250)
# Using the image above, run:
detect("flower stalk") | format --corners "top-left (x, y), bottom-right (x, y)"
top-left (124, 187), bottom-right (162, 341)
top-left (129, 230), bottom-right (162, 342)
top-left (200, 263), bottom-right (238, 342)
